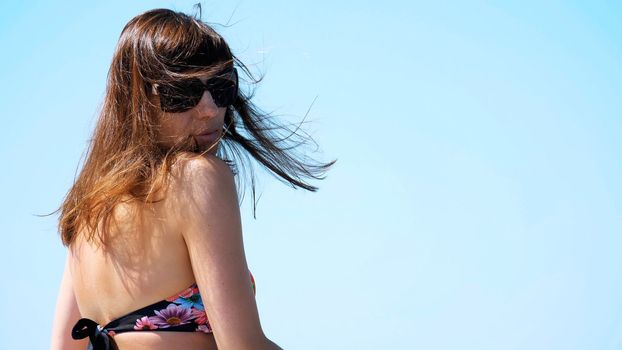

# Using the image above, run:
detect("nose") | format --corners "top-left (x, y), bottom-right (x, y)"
top-left (194, 90), bottom-right (220, 118)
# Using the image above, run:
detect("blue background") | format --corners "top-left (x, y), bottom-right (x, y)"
top-left (1, 1), bottom-right (621, 349)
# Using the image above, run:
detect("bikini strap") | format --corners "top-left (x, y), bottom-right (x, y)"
top-left (71, 318), bottom-right (117, 350)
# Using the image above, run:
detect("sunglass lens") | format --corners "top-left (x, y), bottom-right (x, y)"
top-left (207, 68), bottom-right (238, 107)
top-left (157, 68), bottom-right (238, 112)
top-left (158, 79), bottom-right (203, 113)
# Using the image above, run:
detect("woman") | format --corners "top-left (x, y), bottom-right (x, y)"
top-left (50, 6), bottom-right (335, 350)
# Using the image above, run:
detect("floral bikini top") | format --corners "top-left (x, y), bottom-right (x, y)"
top-left (71, 272), bottom-right (256, 350)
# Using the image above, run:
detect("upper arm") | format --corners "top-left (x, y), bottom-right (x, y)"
top-left (172, 154), bottom-right (267, 350)
top-left (50, 252), bottom-right (89, 350)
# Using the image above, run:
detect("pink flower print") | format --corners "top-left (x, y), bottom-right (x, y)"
top-left (107, 330), bottom-right (116, 337)
top-left (149, 304), bottom-right (195, 328)
top-left (250, 272), bottom-right (256, 296)
top-left (191, 309), bottom-right (208, 325)
top-left (197, 324), bottom-right (212, 333)
top-left (193, 310), bottom-right (213, 333)
top-left (165, 284), bottom-right (199, 302)
top-left (134, 316), bottom-right (159, 330)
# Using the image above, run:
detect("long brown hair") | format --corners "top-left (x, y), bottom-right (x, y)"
top-left (56, 7), bottom-right (336, 247)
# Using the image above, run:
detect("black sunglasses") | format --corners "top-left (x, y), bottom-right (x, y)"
top-left (152, 68), bottom-right (238, 113)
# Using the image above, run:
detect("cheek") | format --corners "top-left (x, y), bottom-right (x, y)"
top-left (158, 114), bottom-right (193, 141)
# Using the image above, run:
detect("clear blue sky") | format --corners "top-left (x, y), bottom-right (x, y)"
top-left (1, 1), bottom-right (621, 349)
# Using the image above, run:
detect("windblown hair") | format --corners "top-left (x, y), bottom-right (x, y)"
top-left (56, 6), bottom-right (336, 247)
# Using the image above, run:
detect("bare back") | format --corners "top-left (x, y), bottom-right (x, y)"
top-left (66, 154), bottom-right (269, 350)
top-left (69, 183), bottom-right (217, 349)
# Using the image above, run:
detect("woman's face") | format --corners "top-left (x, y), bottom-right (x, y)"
top-left (155, 75), bottom-right (228, 155)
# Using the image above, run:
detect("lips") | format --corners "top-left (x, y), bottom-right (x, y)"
top-left (195, 128), bottom-right (220, 146)
top-left (197, 128), bottom-right (218, 136)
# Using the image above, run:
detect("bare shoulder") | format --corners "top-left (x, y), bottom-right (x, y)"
top-left (165, 152), bottom-right (239, 233)
top-left (166, 153), bottom-right (269, 348)
top-left (170, 152), bottom-right (236, 190)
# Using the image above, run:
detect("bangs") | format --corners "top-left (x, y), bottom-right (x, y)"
top-left (141, 11), bottom-right (235, 82)
top-left (168, 35), bottom-right (233, 73)
top-left (187, 36), bottom-right (232, 66)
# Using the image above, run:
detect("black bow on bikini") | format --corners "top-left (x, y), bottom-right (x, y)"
top-left (71, 318), bottom-right (117, 350)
